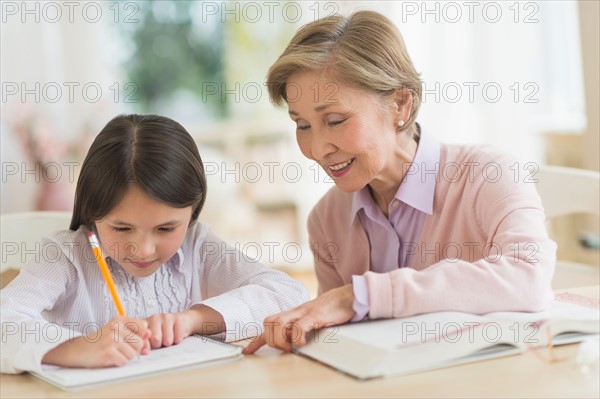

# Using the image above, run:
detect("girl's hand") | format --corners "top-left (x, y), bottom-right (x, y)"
top-left (146, 305), bottom-right (227, 349)
top-left (145, 312), bottom-right (195, 349)
top-left (42, 317), bottom-right (151, 368)
top-left (146, 305), bottom-right (225, 349)
top-left (243, 284), bottom-right (356, 354)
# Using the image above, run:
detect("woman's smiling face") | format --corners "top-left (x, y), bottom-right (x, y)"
top-left (287, 71), bottom-right (403, 193)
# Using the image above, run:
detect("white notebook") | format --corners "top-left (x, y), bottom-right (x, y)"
top-left (295, 296), bottom-right (600, 380)
top-left (31, 335), bottom-right (242, 391)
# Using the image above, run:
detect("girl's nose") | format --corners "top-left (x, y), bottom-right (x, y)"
top-left (133, 239), bottom-right (155, 260)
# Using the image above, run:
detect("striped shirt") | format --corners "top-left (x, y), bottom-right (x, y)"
top-left (0, 222), bottom-right (309, 374)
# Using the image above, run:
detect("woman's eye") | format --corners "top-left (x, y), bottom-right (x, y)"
top-left (327, 119), bottom-right (345, 127)
top-left (111, 227), bottom-right (130, 232)
top-left (158, 227), bottom-right (176, 233)
top-left (297, 125), bottom-right (310, 131)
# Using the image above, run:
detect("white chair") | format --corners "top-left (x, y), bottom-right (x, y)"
top-left (534, 165), bottom-right (600, 289)
top-left (0, 211), bottom-right (72, 275)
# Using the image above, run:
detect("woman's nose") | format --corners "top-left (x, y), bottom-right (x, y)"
top-left (310, 131), bottom-right (337, 160)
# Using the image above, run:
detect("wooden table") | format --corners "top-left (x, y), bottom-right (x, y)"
top-left (2, 286), bottom-right (598, 398)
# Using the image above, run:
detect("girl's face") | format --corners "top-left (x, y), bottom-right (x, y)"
top-left (286, 71), bottom-right (406, 193)
top-left (95, 185), bottom-right (192, 278)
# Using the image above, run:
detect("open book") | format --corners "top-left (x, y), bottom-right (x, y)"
top-left (31, 335), bottom-right (242, 391)
top-left (295, 295), bottom-right (600, 380)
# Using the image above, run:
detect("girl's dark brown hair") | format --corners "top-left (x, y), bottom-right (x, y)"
top-left (70, 114), bottom-right (206, 230)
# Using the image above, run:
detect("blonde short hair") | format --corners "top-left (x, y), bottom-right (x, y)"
top-left (267, 10), bottom-right (422, 129)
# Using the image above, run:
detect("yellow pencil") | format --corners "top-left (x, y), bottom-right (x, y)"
top-left (88, 231), bottom-right (126, 316)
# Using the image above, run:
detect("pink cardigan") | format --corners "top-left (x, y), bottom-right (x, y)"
top-left (308, 143), bottom-right (556, 318)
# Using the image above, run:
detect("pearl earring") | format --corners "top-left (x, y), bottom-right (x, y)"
top-left (399, 120), bottom-right (405, 127)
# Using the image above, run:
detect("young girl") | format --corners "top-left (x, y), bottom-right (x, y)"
top-left (0, 114), bottom-right (309, 373)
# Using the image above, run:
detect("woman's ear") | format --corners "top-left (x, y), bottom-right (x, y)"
top-left (392, 88), bottom-right (413, 126)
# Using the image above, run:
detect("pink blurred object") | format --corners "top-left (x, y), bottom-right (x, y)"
top-left (10, 108), bottom-right (84, 212)
top-left (35, 179), bottom-right (74, 211)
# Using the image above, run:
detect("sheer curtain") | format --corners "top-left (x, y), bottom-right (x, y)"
top-left (1, 8), bottom-right (125, 213)
top-left (341, 0), bottom-right (586, 163)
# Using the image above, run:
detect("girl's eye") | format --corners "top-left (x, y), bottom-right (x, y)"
top-left (158, 227), bottom-right (176, 233)
top-left (297, 125), bottom-right (310, 131)
top-left (111, 227), bottom-right (130, 232)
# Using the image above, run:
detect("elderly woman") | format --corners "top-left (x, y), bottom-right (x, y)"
top-left (245, 10), bottom-right (555, 353)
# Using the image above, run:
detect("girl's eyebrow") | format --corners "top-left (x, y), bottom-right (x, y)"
top-left (110, 220), bottom-right (134, 226)
top-left (156, 220), bottom-right (182, 227)
top-left (109, 220), bottom-right (182, 227)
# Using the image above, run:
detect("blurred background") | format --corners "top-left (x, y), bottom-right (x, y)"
top-left (1, 0), bottom-right (598, 271)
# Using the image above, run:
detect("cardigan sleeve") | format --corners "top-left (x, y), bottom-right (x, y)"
top-left (365, 151), bottom-right (556, 318)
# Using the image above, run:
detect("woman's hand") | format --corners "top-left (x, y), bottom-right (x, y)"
top-left (146, 305), bottom-right (226, 349)
top-left (42, 316), bottom-right (151, 368)
top-left (243, 284), bottom-right (356, 354)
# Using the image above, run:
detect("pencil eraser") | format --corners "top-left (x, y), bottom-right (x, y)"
top-left (88, 232), bottom-right (100, 247)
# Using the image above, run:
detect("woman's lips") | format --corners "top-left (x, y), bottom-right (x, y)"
top-left (327, 158), bottom-right (354, 178)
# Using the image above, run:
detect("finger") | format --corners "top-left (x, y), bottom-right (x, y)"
top-left (108, 318), bottom-right (137, 347)
top-left (147, 316), bottom-right (163, 349)
top-left (271, 321), bottom-right (296, 353)
top-left (276, 312), bottom-right (324, 349)
top-left (281, 318), bottom-right (317, 350)
top-left (290, 315), bottom-right (324, 346)
top-left (263, 318), bottom-right (283, 349)
top-left (122, 321), bottom-right (147, 350)
top-left (100, 336), bottom-right (137, 368)
top-left (173, 316), bottom-right (187, 345)
top-left (161, 315), bottom-right (175, 347)
top-left (113, 326), bottom-right (144, 355)
top-left (242, 335), bottom-right (266, 355)
top-left (103, 346), bottom-right (130, 368)
top-left (121, 317), bottom-right (147, 332)
top-left (135, 319), bottom-right (149, 336)
top-left (264, 314), bottom-right (307, 352)
top-left (108, 317), bottom-right (125, 334)
top-left (271, 311), bottom-right (316, 352)
top-left (141, 338), bottom-right (151, 355)
top-left (286, 321), bottom-right (307, 347)
top-left (137, 329), bottom-right (152, 355)
top-left (256, 305), bottom-right (312, 352)
top-left (115, 337), bottom-right (142, 362)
